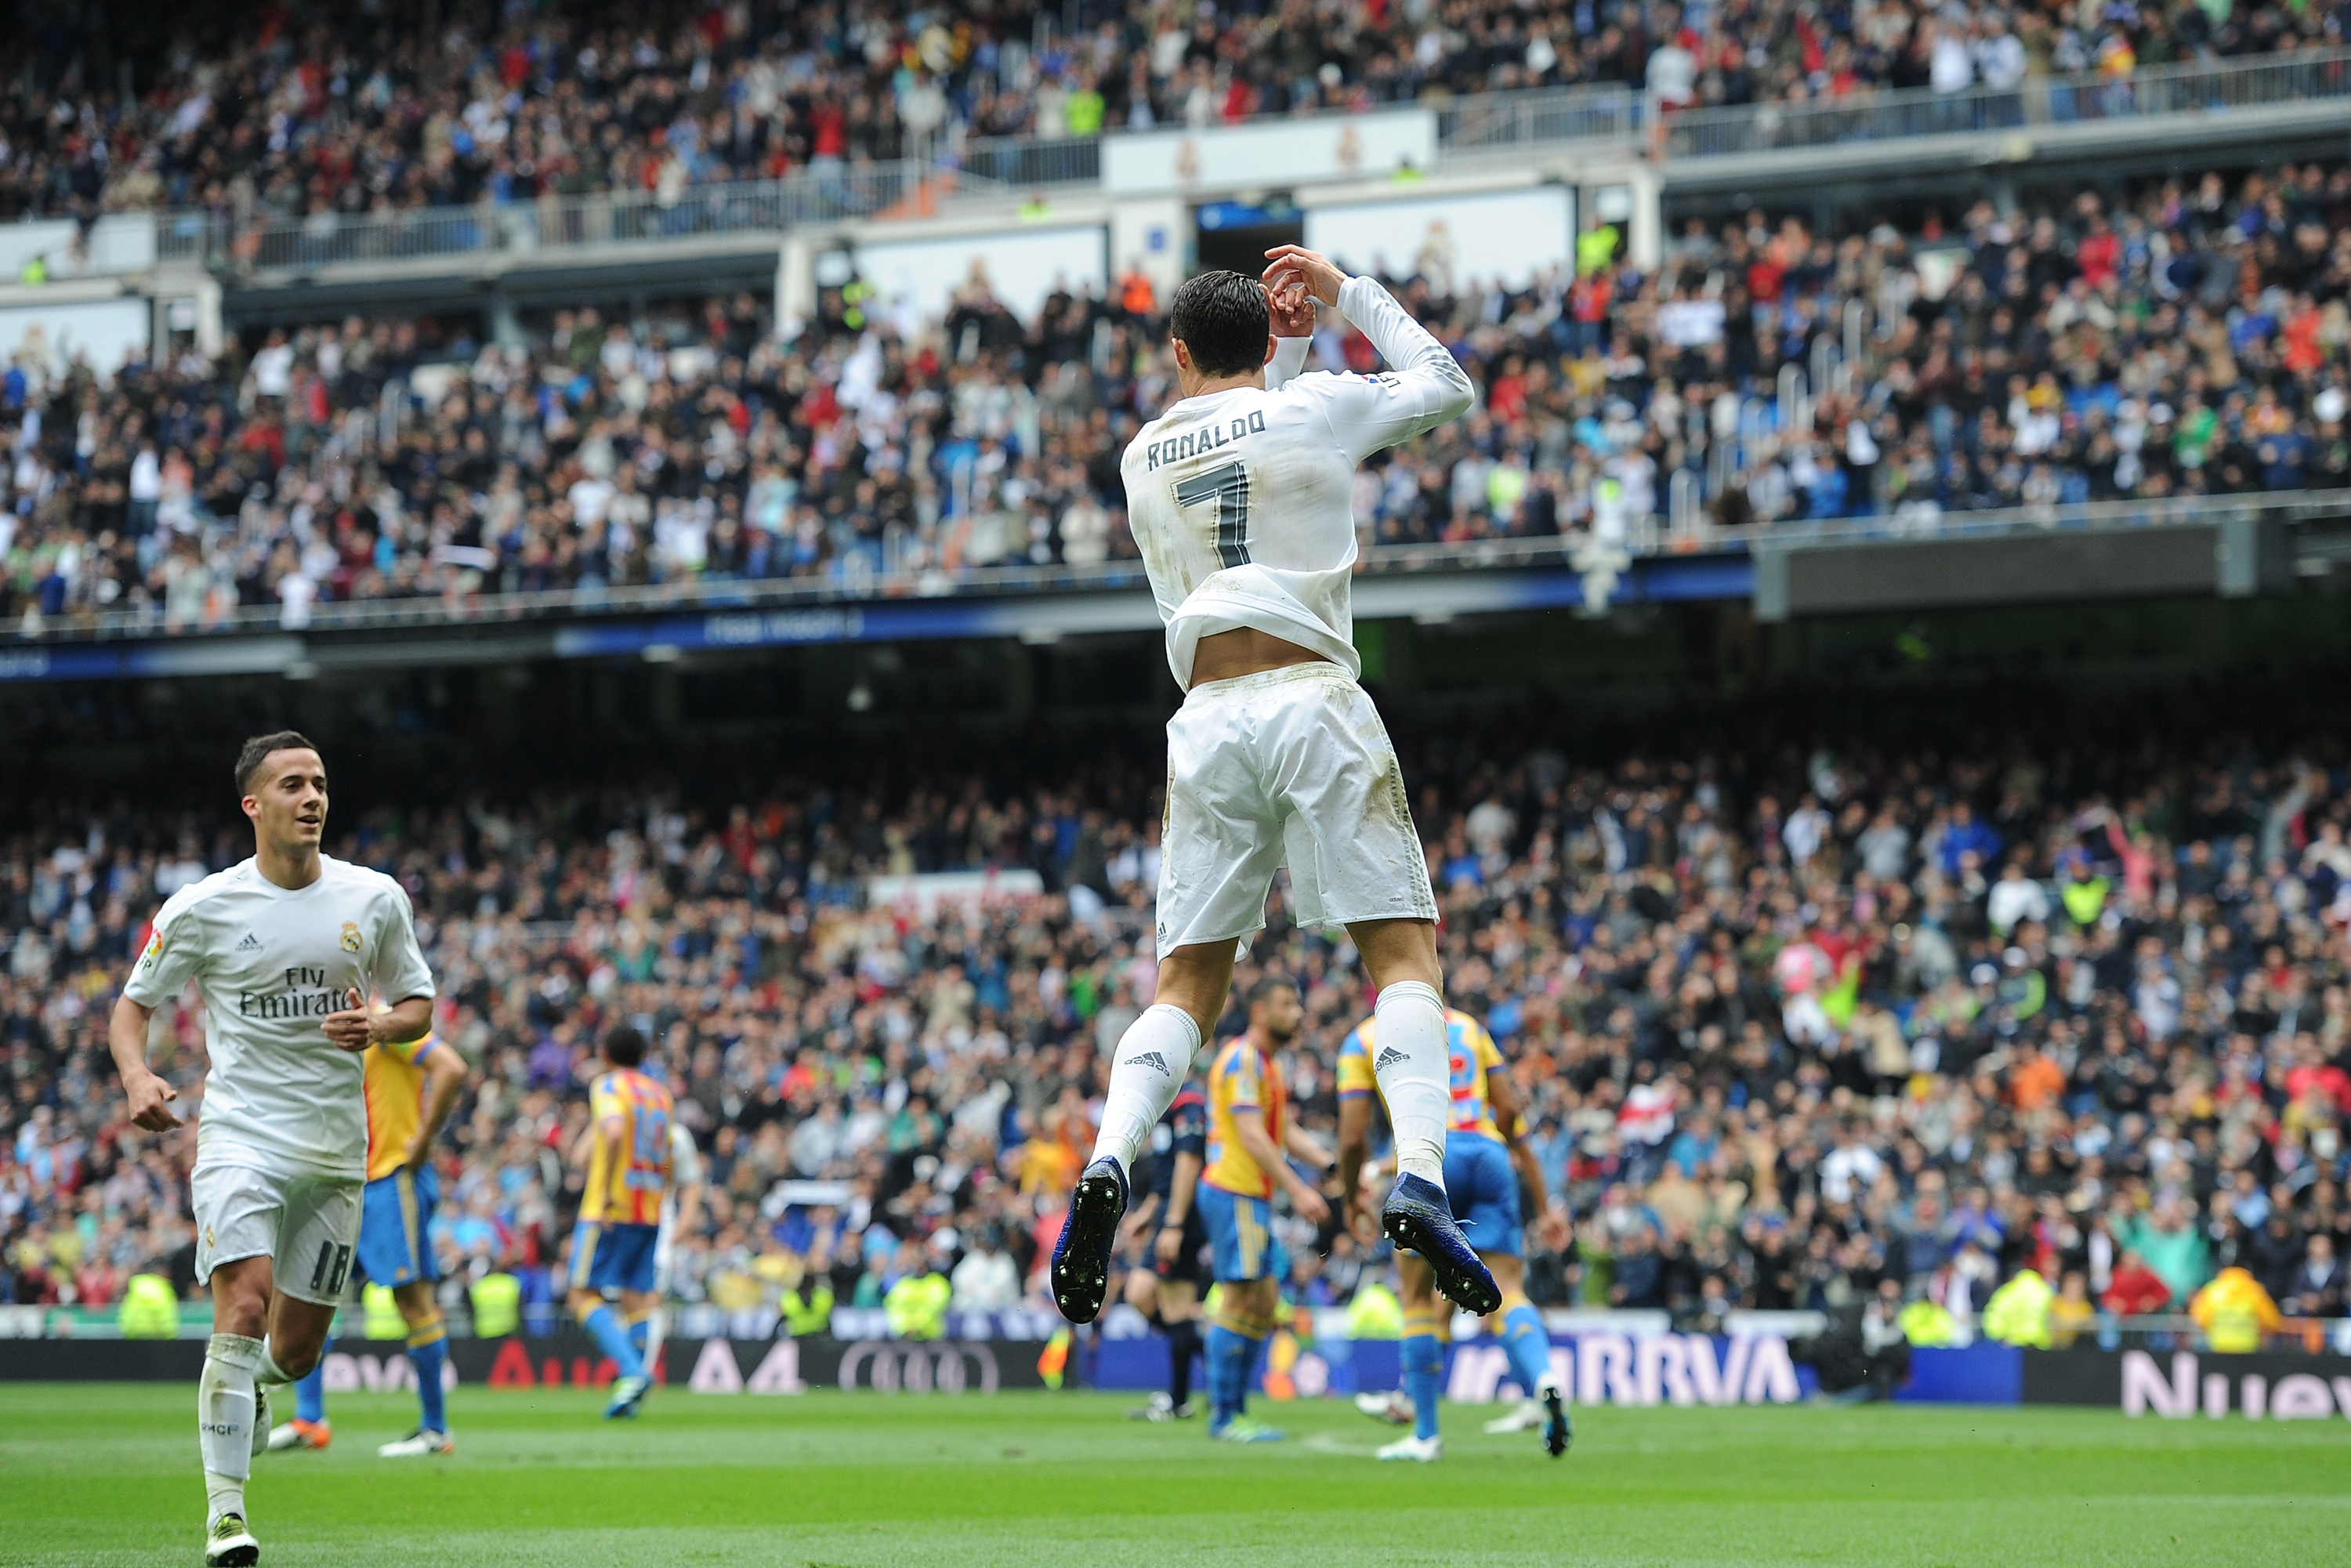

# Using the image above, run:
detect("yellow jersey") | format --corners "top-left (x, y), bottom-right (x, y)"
top-left (362, 1034), bottom-right (441, 1182)
top-left (1335, 1009), bottom-right (1508, 1143)
top-left (1204, 1036), bottom-right (1288, 1200)
top-left (581, 1068), bottom-right (676, 1225)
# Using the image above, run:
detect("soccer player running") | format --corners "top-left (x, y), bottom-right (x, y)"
top-left (109, 732), bottom-right (436, 1566)
top-left (271, 1009), bottom-right (470, 1457)
top-left (1338, 1008), bottom-right (1569, 1462)
top-left (564, 1024), bottom-right (677, 1419)
top-left (1194, 976), bottom-right (1331, 1441)
top-left (1052, 245), bottom-right (1499, 1333)
top-left (1119, 1077), bottom-right (1209, 1421)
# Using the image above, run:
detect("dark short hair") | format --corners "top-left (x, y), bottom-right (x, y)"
top-left (235, 731), bottom-right (321, 796)
top-left (1247, 974), bottom-right (1300, 1009)
top-left (1170, 270), bottom-right (1270, 377)
top-left (604, 1024), bottom-right (648, 1067)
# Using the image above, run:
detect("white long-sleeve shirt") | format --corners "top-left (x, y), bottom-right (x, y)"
top-left (1123, 274), bottom-right (1474, 689)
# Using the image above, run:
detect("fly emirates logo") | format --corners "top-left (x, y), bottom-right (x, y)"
top-left (239, 965), bottom-right (349, 1020)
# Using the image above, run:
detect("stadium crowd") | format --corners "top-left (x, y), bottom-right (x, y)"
top-left (5, 0), bottom-right (2336, 226)
top-left (3, 701), bottom-right (2349, 1346)
top-left (8, 159), bottom-right (2351, 637)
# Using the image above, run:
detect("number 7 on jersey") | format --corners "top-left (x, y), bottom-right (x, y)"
top-left (1173, 461), bottom-right (1251, 570)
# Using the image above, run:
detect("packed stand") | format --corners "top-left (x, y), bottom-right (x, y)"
top-left (1662, 164), bottom-right (2351, 525)
top-left (11, 159), bottom-right (2351, 636)
top-left (3, 699), bottom-right (2349, 1349)
top-left (0, 285), bottom-right (1154, 637)
top-left (3, 0), bottom-right (2339, 228)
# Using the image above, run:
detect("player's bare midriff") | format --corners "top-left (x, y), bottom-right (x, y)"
top-left (1190, 626), bottom-right (1334, 685)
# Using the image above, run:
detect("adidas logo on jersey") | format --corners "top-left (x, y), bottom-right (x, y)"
top-left (1374, 1046), bottom-right (1408, 1071)
top-left (1122, 1051), bottom-right (1169, 1076)
top-left (236, 932), bottom-right (261, 951)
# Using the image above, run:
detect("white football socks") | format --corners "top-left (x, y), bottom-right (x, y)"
top-left (1089, 1003), bottom-right (1203, 1176)
top-left (1373, 980), bottom-right (1450, 1188)
top-left (200, 1333), bottom-right (263, 1523)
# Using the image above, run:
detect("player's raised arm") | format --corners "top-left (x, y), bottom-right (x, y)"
top-left (1262, 244), bottom-right (1473, 461)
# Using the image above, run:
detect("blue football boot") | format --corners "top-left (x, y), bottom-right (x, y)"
top-left (1050, 1157), bottom-right (1128, 1324)
top-left (1381, 1173), bottom-right (1502, 1315)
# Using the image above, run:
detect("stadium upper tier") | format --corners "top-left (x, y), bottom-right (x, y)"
top-left (5, 162), bottom-right (2349, 651)
top-left (3, 0), bottom-right (2348, 239)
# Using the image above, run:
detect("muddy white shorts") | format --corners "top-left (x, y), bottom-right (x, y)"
top-left (1156, 662), bottom-right (1436, 952)
top-left (191, 1161), bottom-right (364, 1307)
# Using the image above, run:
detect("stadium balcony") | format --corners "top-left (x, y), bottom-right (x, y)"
top-left (3, 496), bottom-right (2345, 686)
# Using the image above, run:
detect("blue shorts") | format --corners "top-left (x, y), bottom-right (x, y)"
top-left (571, 1220), bottom-right (660, 1294)
top-left (355, 1166), bottom-right (439, 1287)
top-left (1197, 1182), bottom-right (1288, 1284)
top-left (1443, 1134), bottom-right (1521, 1257)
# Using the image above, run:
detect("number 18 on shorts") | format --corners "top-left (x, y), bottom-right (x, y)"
top-left (190, 1163), bottom-right (364, 1307)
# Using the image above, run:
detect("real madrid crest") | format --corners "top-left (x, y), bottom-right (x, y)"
top-left (340, 921), bottom-right (362, 954)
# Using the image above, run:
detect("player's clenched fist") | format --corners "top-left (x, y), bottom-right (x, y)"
top-left (321, 988), bottom-right (373, 1052)
top-left (124, 1067), bottom-right (183, 1131)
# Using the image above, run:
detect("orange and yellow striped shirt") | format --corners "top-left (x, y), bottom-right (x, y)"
top-left (581, 1068), bottom-right (676, 1224)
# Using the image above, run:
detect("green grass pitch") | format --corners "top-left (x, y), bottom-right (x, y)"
top-left (7, 1384), bottom-right (2347, 1566)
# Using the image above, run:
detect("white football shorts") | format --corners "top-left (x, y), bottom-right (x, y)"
top-left (191, 1161), bottom-right (365, 1307)
top-left (1156, 661), bottom-right (1436, 952)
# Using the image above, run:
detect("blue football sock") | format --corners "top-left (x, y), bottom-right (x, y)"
top-left (629, 1317), bottom-right (649, 1356)
top-left (409, 1331), bottom-right (448, 1433)
top-left (1205, 1324), bottom-right (1255, 1424)
top-left (1403, 1332), bottom-right (1444, 1442)
top-left (583, 1305), bottom-right (645, 1382)
top-left (1203, 1324), bottom-right (1236, 1421)
top-left (294, 1361), bottom-right (327, 1425)
top-left (1502, 1303), bottom-right (1556, 1402)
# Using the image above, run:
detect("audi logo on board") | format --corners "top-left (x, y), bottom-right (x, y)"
top-left (835, 1341), bottom-right (1001, 1394)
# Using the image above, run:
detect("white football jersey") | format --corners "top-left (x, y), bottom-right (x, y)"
top-left (1124, 273), bottom-right (1473, 689)
top-left (124, 855), bottom-right (436, 1181)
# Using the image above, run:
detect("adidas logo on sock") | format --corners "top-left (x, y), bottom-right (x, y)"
top-left (1374, 1046), bottom-right (1407, 1070)
top-left (1122, 1051), bottom-right (1169, 1075)
top-left (236, 932), bottom-right (261, 951)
